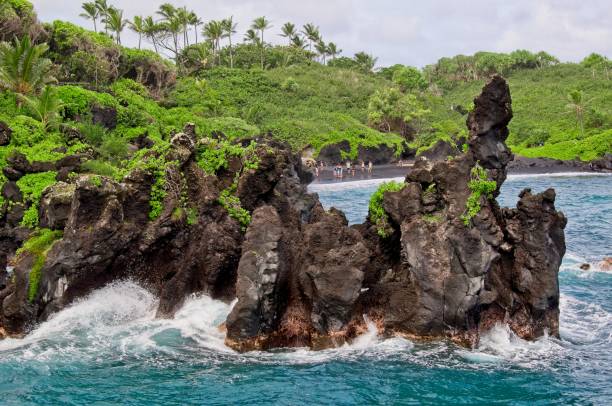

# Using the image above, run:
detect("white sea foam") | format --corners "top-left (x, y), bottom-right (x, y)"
top-left (1, 280), bottom-right (608, 371)
top-left (0, 281), bottom-right (236, 360)
top-left (0, 280), bottom-right (157, 356)
top-left (476, 324), bottom-right (562, 367)
top-left (560, 295), bottom-right (612, 345)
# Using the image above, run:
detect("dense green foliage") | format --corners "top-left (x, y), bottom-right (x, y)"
top-left (197, 66), bottom-right (405, 157)
top-left (369, 181), bottom-right (405, 238)
top-left (15, 229), bottom-right (63, 302)
top-left (0, 0), bottom-right (610, 241)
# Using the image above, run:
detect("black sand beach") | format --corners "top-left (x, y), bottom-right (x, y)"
top-left (309, 158), bottom-right (609, 185)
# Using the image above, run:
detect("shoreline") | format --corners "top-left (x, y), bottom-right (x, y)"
top-left (308, 163), bottom-right (611, 186)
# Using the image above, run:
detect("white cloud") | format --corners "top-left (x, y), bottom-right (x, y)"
top-left (30, 0), bottom-right (612, 67)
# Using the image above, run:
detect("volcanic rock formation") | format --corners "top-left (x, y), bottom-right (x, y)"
top-left (0, 76), bottom-right (566, 350)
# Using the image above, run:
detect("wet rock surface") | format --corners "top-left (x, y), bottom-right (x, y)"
top-left (0, 77), bottom-right (567, 352)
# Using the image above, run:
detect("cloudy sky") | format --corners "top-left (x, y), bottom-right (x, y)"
top-left (31, 0), bottom-right (611, 67)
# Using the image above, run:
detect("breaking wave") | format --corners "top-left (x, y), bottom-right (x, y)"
top-left (2, 280), bottom-right (608, 374)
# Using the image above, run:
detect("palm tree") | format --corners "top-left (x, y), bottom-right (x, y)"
top-left (327, 42), bottom-right (341, 61)
top-left (103, 7), bottom-right (127, 44)
top-left (157, 3), bottom-right (176, 20)
top-left (80, 2), bottom-right (100, 33)
top-left (301, 23), bottom-right (320, 51)
top-left (315, 40), bottom-right (328, 64)
top-left (354, 52), bottom-right (377, 74)
top-left (94, 0), bottom-right (110, 34)
top-left (280, 22), bottom-right (297, 44)
top-left (566, 90), bottom-right (588, 138)
top-left (129, 16), bottom-right (145, 49)
top-left (21, 86), bottom-right (63, 132)
top-left (156, 3), bottom-right (181, 57)
top-left (0, 36), bottom-right (55, 97)
top-left (222, 17), bottom-right (237, 68)
top-left (143, 16), bottom-right (160, 53)
top-left (244, 29), bottom-right (260, 46)
top-left (251, 17), bottom-right (271, 69)
top-left (290, 35), bottom-right (306, 49)
top-left (189, 12), bottom-right (202, 44)
top-left (176, 6), bottom-right (191, 48)
top-left (203, 20), bottom-right (224, 65)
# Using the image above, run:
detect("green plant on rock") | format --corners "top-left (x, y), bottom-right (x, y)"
top-left (90, 175), bottom-right (103, 187)
top-left (423, 213), bottom-right (442, 224)
top-left (16, 171), bottom-right (58, 228)
top-left (461, 164), bottom-right (497, 226)
top-left (219, 185), bottom-right (251, 231)
top-left (147, 160), bottom-right (174, 220)
top-left (16, 228), bottom-right (63, 302)
top-left (196, 139), bottom-right (259, 175)
top-left (368, 181), bottom-right (405, 238)
top-left (186, 207), bottom-right (198, 225)
top-left (205, 141), bottom-right (262, 231)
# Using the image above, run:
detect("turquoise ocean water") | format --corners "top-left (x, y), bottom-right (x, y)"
top-left (0, 173), bottom-right (610, 405)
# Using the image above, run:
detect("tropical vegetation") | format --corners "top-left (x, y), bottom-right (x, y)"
top-left (0, 0), bottom-right (610, 236)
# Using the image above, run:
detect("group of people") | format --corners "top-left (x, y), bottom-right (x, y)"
top-left (313, 160), bottom-right (373, 178)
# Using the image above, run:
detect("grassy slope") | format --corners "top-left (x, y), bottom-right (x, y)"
top-left (201, 65), bottom-right (405, 158)
top-left (427, 64), bottom-right (612, 160)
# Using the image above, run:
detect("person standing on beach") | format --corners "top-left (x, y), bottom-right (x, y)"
top-left (368, 161), bottom-right (373, 174)
top-left (361, 161), bottom-right (365, 172)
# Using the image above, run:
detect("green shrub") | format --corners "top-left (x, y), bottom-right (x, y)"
top-left (16, 171), bottom-right (57, 228)
top-left (392, 66), bottom-right (427, 93)
top-left (368, 181), bottom-right (405, 238)
top-left (90, 175), bottom-right (102, 187)
top-left (423, 213), bottom-right (442, 224)
top-left (461, 165), bottom-right (497, 226)
top-left (166, 77), bottom-right (220, 113)
top-left (200, 117), bottom-right (260, 139)
top-left (196, 139), bottom-right (258, 175)
top-left (219, 187), bottom-right (251, 231)
top-left (281, 77), bottom-right (299, 92)
top-left (78, 122), bottom-right (107, 146)
top-left (81, 160), bottom-right (120, 178)
top-left (16, 228), bottom-right (63, 302)
top-left (98, 135), bottom-right (129, 163)
top-left (49, 20), bottom-right (114, 52)
top-left (57, 86), bottom-right (118, 120)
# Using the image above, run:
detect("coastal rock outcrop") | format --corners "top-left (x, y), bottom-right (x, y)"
top-left (226, 75), bottom-right (565, 349)
top-left (0, 76), bottom-right (566, 352)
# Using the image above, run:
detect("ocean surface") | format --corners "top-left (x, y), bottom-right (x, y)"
top-left (0, 173), bottom-right (610, 405)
